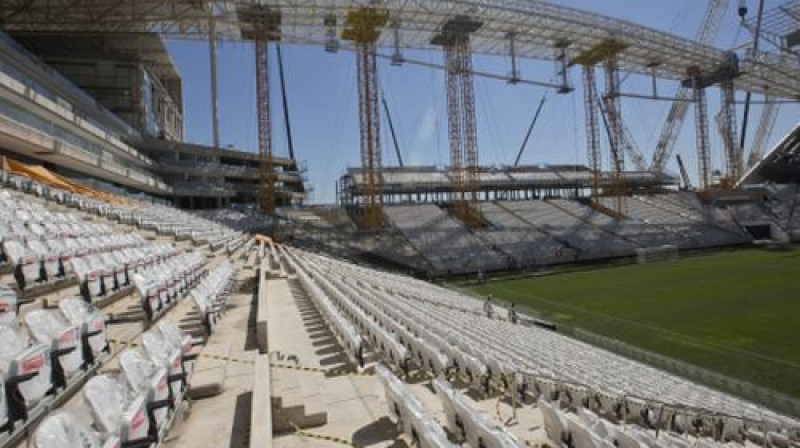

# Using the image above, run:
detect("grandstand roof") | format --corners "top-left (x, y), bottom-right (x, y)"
top-left (2, 0), bottom-right (800, 97)
top-left (739, 122), bottom-right (800, 186)
top-left (341, 165), bottom-right (679, 195)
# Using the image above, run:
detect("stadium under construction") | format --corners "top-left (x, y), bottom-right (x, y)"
top-left (0, 1), bottom-right (799, 448)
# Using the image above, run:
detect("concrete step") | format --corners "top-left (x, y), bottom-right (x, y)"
top-left (271, 396), bottom-right (328, 433)
top-left (271, 369), bottom-right (328, 432)
top-left (188, 343), bottom-right (230, 399)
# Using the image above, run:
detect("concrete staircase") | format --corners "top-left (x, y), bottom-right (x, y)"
top-left (271, 369), bottom-right (329, 433)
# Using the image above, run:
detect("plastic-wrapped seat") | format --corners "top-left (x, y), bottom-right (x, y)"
top-left (72, 257), bottom-right (105, 303)
top-left (190, 292), bottom-right (218, 335)
top-left (83, 374), bottom-right (153, 445)
top-left (0, 324), bottom-right (52, 425)
top-left (86, 254), bottom-right (115, 295)
top-left (0, 286), bottom-right (17, 328)
top-left (110, 251), bottom-right (132, 286)
top-left (97, 252), bottom-right (123, 291)
top-left (44, 239), bottom-right (71, 277)
top-left (156, 320), bottom-right (195, 360)
top-left (24, 310), bottom-right (84, 390)
top-left (59, 298), bottom-right (109, 366)
top-left (34, 410), bottom-right (120, 448)
top-left (5, 240), bottom-right (44, 290)
top-left (27, 240), bottom-right (59, 281)
top-left (0, 377), bottom-right (8, 434)
top-left (142, 328), bottom-right (196, 399)
top-left (118, 349), bottom-right (173, 433)
top-left (133, 271), bottom-right (163, 321)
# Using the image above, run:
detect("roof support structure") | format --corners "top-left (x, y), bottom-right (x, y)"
top-left (433, 16), bottom-right (484, 228)
top-left (343, 7), bottom-right (388, 230)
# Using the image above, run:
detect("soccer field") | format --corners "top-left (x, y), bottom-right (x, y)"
top-left (470, 247), bottom-right (800, 399)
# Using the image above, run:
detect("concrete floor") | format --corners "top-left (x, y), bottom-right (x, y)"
top-left (154, 258), bottom-right (551, 448)
top-left (165, 279), bottom-right (260, 448)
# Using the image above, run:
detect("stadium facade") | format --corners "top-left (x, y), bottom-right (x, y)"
top-left (0, 31), bottom-right (305, 209)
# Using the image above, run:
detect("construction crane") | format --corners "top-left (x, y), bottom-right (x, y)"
top-left (574, 39), bottom-right (629, 218)
top-left (342, 7), bottom-right (388, 230)
top-left (432, 16), bottom-right (484, 228)
top-left (239, 7), bottom-right (281, 214)
top-left (747, 101), bottom-right (779, 169)
top-left (597, 97), bottom-right (648, 172)
top-left (650, 0), bottom-right (730, 176)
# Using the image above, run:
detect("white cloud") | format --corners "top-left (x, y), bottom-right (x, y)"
top-left (413, 105), bottom-right (437, 154)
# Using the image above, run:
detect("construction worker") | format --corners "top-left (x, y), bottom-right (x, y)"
top-left (508, 302), bottom-right (518, 324)
top-left (483, 295), bottom-right (494, 319)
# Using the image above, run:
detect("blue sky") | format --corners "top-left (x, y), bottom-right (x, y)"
top-left (165, 0), bottom-right (798, 204)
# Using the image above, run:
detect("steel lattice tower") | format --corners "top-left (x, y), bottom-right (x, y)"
top-left (693, 82), bottom-right (712, 190)
top-left (604, 57), bottom-right (627, 217)
top-left (434, 16), bottom-right (483, 228)
top-left (343, 8), bottom-right (388, 230)
top-left (582, 65), bottom-right (602, 202)
top-left (256, 40), bottom-right (276, 214)
top-left (719, 79), bottom-right (743, 183)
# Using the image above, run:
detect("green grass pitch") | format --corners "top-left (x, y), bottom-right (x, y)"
top-left (470, 247), bottom-right (800, 398)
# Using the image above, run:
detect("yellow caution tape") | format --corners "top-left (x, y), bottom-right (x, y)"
top-left (109, 338), bottom-right (256, 364)
top-left (288, 420), bottom-right (354, 446)
top-left (269, 362), bottom-right (374, 377)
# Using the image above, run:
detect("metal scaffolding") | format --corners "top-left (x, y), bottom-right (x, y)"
top-left (604, 57), bottom-right (627, 217)
top-left (650, 0), bottom-right (729, 176)
top-left (4, 0), bottom-right (800, 193)
top-left (718, 79), bottom-right (743, 184)
top-left (582, 66), bottom-right (602, 201)
top-left (343, 8), bottom-right (388, 230)
top-left (256, 40), bottom-right (275, 214)
top-left (434, 16), bottom-right (483, 228)
top-left (3, 0), bottom-right (798, 98)
top-left (747, 100), bottom-right (779, 169)
top-left (243, 6), bottom-right (281, 214)
top-left (574, 39), bottom-right (628, 217)
top-left (693, 82), bottom-right (713, 190)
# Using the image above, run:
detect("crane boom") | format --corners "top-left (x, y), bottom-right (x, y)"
top-left (650, 0), bottom-right (729, 174)
top-left (676, 154), bottom-right (693, 190)
top-left (597, 94), bottom-right (648, 171)
top-left (747, 101), bottom-right (779, 169)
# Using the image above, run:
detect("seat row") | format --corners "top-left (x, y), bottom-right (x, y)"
top-left (538, 398), bottom-right (763, 448)
top-left (295, 247), bottom-right (775, 448)
top-left (189, 260), bottom-right (238, 335)
top-left (296, 266), bottom-right (364, 367)
top-left (289, 253), bottom-right (407, 371)
top-left (433, 376), bottom-right (521, 448)
top-left (286, 248), bottom-right (800, 445)
top-left (132, 252), bottom-right (207, 322)
top-left (0, 297), bottom-right (108, 436)
top-left (73, 243), bottom-right (177, 303)
top-left (376, 366), bottom-right (456, 448)
top-left (31, 319), bottom-right (197, 448)
top-left (2, 174), bottom-right (246, 253)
